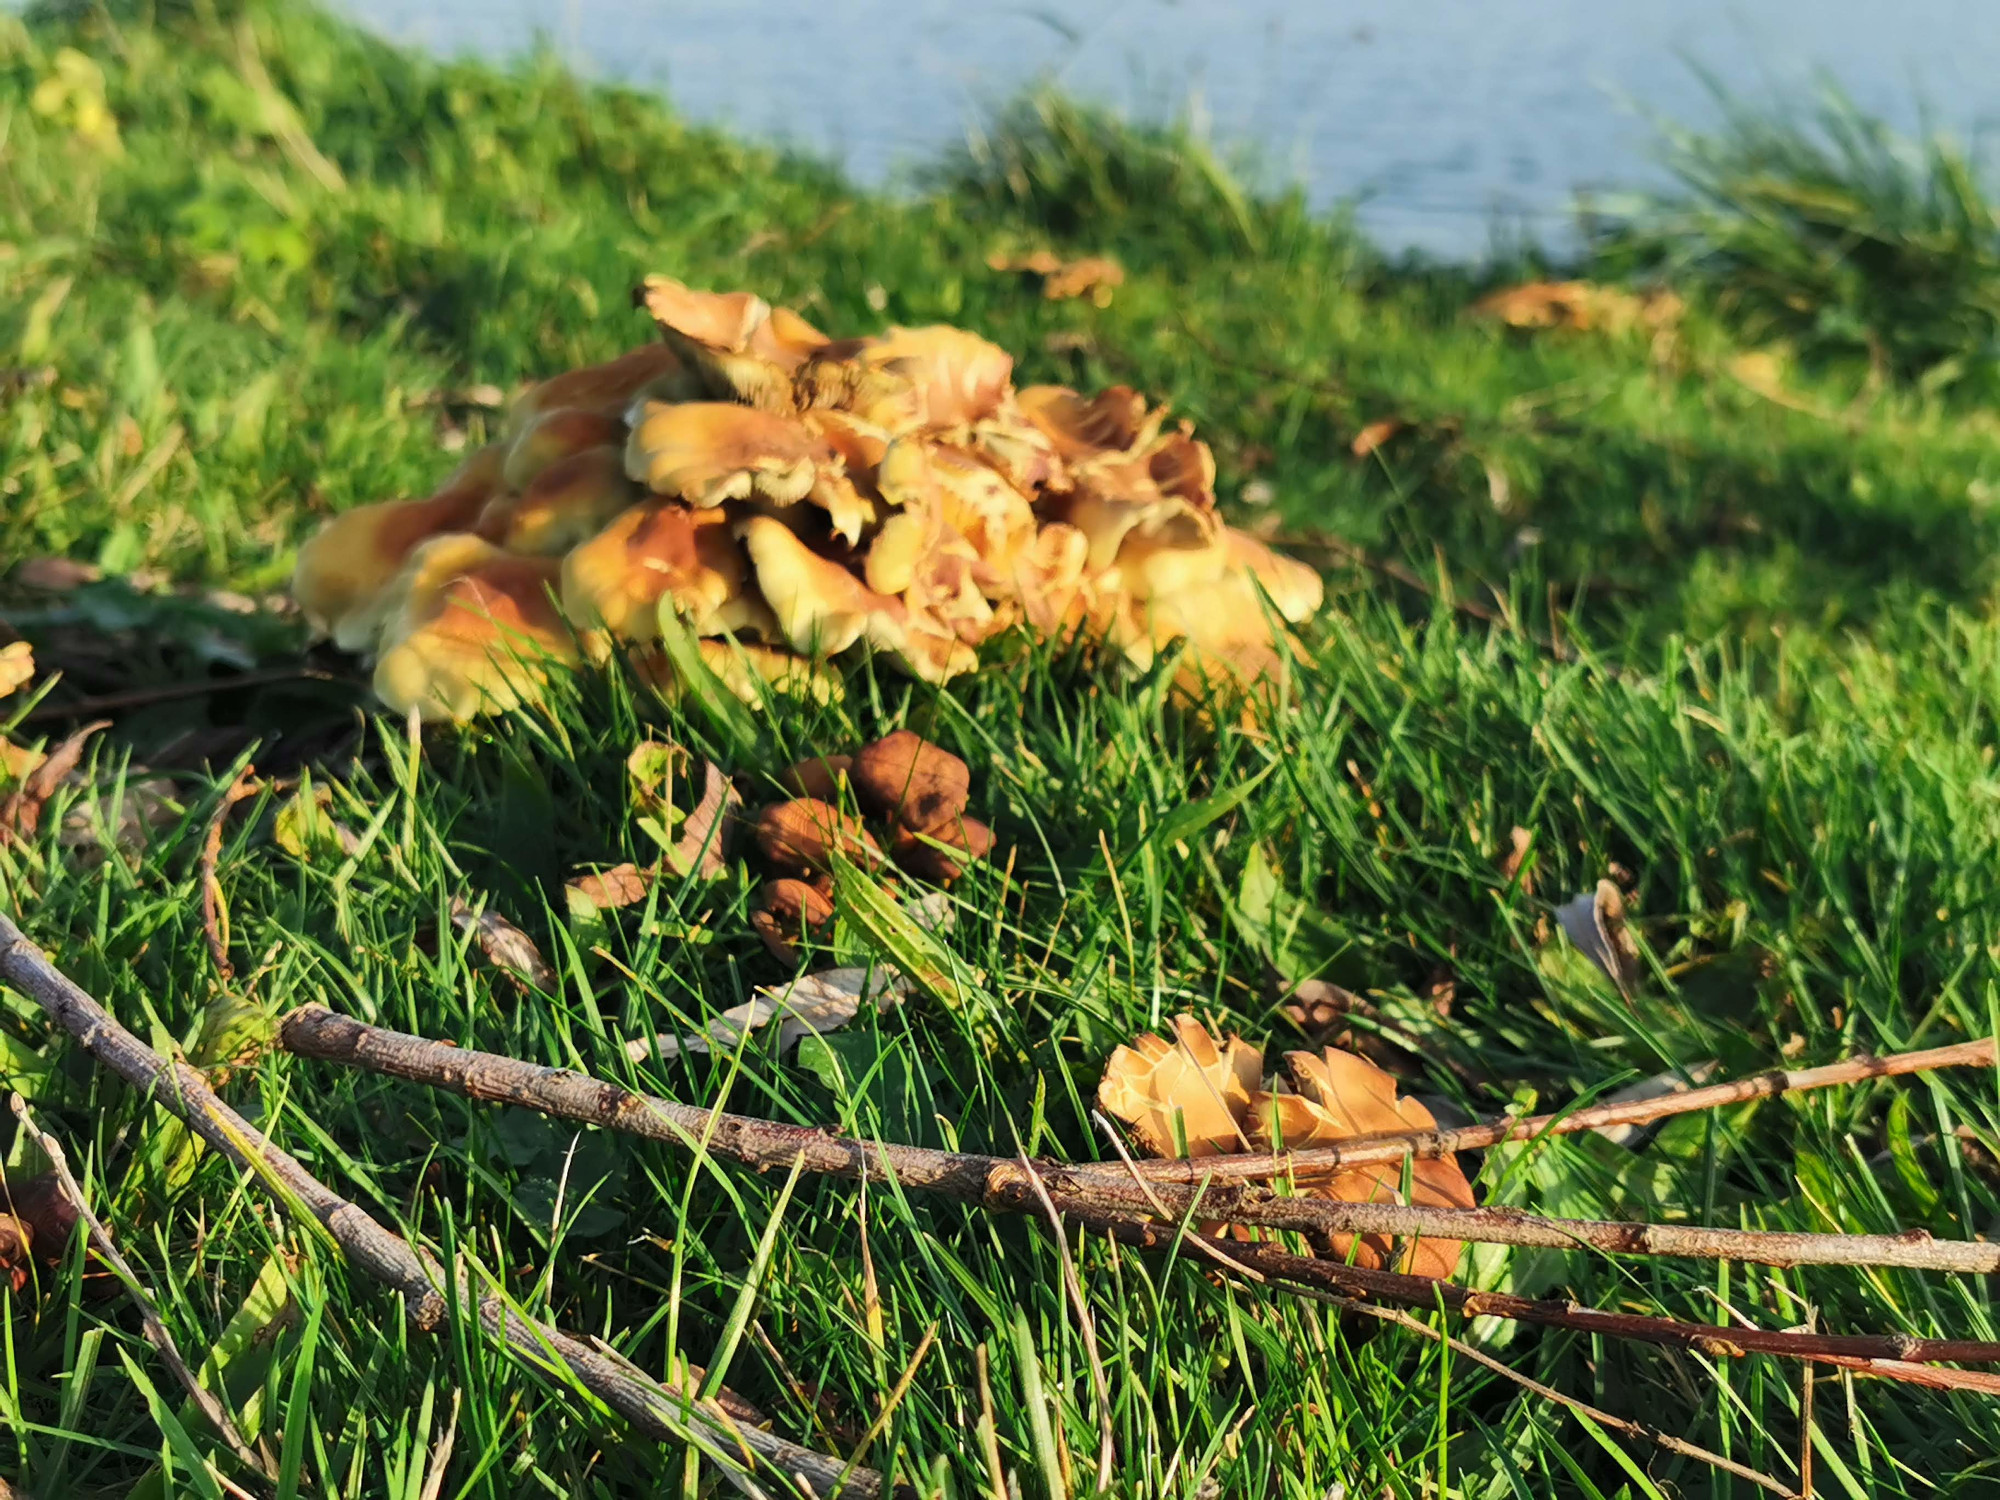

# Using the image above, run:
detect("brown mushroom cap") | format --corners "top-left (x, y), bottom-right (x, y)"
top-left (508, 343), bottom-right (690, 435)
top-left (373, 543), bottom-right (576, 721)
top-left (625, 401), bottom-right (824, 507)
top-left (1224, 527), bottom-right (1325, 624)
top-left (851, 730), bottom-right (970, 830)
top-left (485, 445), bottom-right (642, 557)
top-left (638, 276), bottom-right (830, 411)
top-left (559, 501), bottom-right (748, 642)
top-left (502, 407), bottom-right (629, 492)
top-left (294, 444), bottom-right (506, 651)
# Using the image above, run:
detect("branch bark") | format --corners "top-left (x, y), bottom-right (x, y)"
top-left (1112, 1037), bottom-right (1999, 1185)
top-left (276, 1005), bottom-right (2000, 1350)
top-left (0, 915), bottom-right (885, 1500)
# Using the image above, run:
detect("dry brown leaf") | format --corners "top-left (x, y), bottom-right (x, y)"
top-left (12, 557), bottom-right (101, 592)
top-left (0, 720), bottom-right (109, 844)
top-left (567, 863), bottom-right (654, 910)
top-left (1473, 280), bottom-right (1681, 336)
top-left (1499, 825), bottom-right (1534, 894)
top-left (624, 965), bottom-right (909, 1060)
top-left (1097, 1014), bottom-right (1262, 1158)
top-left (450, 896), bottom-right (557, 992)
top-left (988, 250), bottom-right (1125, 306)
top-left (1349, 419), bottom-right (1403, 458)
top-left (667, 760), bottom-right (740, 879)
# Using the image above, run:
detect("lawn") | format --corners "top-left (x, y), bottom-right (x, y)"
top-left (4, 2), bottom-right (2000, 1496)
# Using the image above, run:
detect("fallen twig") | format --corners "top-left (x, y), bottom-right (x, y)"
top-left (0, 915), bottom-right (887, 1499)
top-left (9, 1094), bottom-right (274, 1483)
top-left (20, 666), bottom-right (342, 724)
top-left (276, 1007), bottom-right (2000, 1339)
top-left (1327, 1295), bottom-right (1795, 1496)
top-left (1115, 1036), bottom-right (2000, 1186)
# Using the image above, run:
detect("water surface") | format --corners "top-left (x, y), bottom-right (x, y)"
top-left (335, 0), bottom-right (2000, 257)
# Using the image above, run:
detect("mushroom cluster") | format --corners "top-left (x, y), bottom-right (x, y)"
top-left (750, 730), bottom-right (991, 963)
top-left (292, 277), bottom-right (1325, 721)
top-left (1099, 1015), bottom-right (1475, 1279)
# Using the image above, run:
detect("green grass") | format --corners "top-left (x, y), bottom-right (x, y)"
top-left (4, 2), bottom-right (2000, 1496)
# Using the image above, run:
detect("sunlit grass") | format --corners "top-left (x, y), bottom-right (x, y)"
top-left (4, 2), bottom-right (2000, 1497)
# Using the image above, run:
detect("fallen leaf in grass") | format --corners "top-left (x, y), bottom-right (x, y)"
top-left (450, 896), bottom-right (557, 992)
top-left (0, 742), bottom-right (45, 787)
top-left (987, 249), bottom-right (1125, 306)
top-left (1498, 825), bottom-right (1534, 894)
top-left (0, 719), bottom-right (109, 843)
top-left (1473, 280), bottom-right (1680, 335)
top-left (58, 775), bottom-right (179, 863)
top-left (624, 965), bottom-right (910, 1060)
top-left (1554, 878), bottom-right (1639, 995)
top-left (667, 759), bottom-right (740, 879)
top-left (0, 642), bottom-right (33, 699)
top-left (0, 1172), bottom-right (80, 1292)
top-left (566, 862), bottom-right (653, 910)
top-left (12, 557), bottom-right (101, 591)
top-left (272, 783), bottom-right (363, 861)
top-left (626, 740), bottom-right (682, 825)
top-left (903, 888), bottom-right (955, 934)
top-left (1349, 419), bottom-right (1403, 458)
top-left (1098, 1014), bottom-right (1262, 1158)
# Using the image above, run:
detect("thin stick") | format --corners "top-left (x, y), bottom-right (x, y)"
top-left (19, 666), bottom-right (341, 724)
top-left (1014, 1155), bottom-right (1117, 1492)
top-left (278, 1006), bottom-right (2000, 1277)
top-left (9, 1095), bottom-right (273, 1482)
top-left (973, 1344), bottom-right (1008, 1500)
top-left (275, 1006), bottom-right (2000, 1369)
top-left (1115, 1037), bottom-right (2000, 1185)
top-left (1799, 1312), bottom-right (1816, 1500)
top-left (1328, 1295), bottom-right (1795, 1497)
top-left (0, 916), bottom-right (887, 1500)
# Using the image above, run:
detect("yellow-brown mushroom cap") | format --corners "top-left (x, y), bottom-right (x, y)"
top-left (502, 407), bottom-right (629, 492)
top-left (560, 501), bottom-right (748, 642)
top-left (507, 343), bottom-right (689, 435)
top-left (1224, 527), bottom-right (1324, 624)
top-left (484, 445), bottom-right (642, 557)
top-left (1247, 1048), bottom-right (1475, 1278)
top-left (736, 513), bottom-right (907, 657)
top-left (373, 545), bottom-right (576, 722)
top-left (1097, 1015), bottom-right (1263, 1159)
top-left (637, 276), bottom-right (830, 411)
top-left (626, 401), bottom-right (824, 507)
top-left (293, 443), bottom-right (506, 651)
top-left (866, 325), bottom-right (1013, 427)
top-left (1016, 384), bottom-right (1160, 463)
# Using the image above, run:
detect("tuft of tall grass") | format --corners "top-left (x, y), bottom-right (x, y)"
top-left (1592, 82), bottom-right (2000, 395)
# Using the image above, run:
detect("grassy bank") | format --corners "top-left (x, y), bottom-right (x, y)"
top-left (4, 3), bottom-right (2000, 1497)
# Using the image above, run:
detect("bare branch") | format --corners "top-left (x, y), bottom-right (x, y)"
top-left (9, 1094), bottom-right (274, 1483)
top-left (1114, 1037), bottom-right (1999, 1185)
top-left (0, 915), bottom-right (886, 1500)
top-left (276, 1004), bottom-right (2000, 1367)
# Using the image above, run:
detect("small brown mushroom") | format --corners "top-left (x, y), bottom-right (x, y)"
top-left (780, 754), bottom-right (854, 802)
top-left (852, 730), bottom-right (970, 831)
top-left (754, 798), bottom-right (884, 875)
top-left (891, 815), bottom-right (992, 883)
